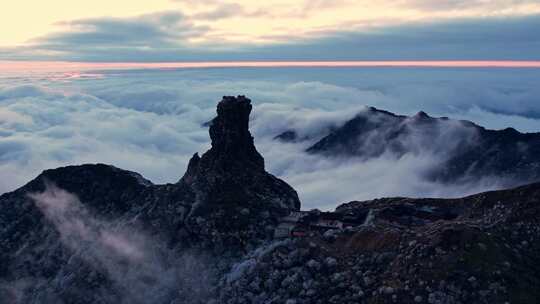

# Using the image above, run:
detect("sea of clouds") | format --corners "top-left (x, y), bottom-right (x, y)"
top-left (1, 67), bottom-right (540, 210)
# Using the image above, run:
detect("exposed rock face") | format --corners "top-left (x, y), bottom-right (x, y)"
top-left (183, 96), bottom-right (265, 183)
top-left (305, 106), bottom-right (540, 184)
top-left (207, 95), bottom-right (265, 171)
top-left (180, 96), bottom-right (300, 248)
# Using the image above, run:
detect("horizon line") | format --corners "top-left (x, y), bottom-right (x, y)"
top-left (2, 60), bottom-right (540, 72)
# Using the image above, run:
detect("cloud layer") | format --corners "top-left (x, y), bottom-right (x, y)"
top-left (1, 67), bottom-right (540, 210)
top-left (4, 0), bottom-right (540, 45)
top-left (3, 12), bottom-right (540, 61)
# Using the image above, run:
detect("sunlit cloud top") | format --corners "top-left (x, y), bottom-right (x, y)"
top-left (1, 0), bottom-right (540, 61)
top-left (176, 0), bottom-right (540, 43)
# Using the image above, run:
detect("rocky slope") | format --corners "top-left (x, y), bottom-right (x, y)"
top-left (278, 106), bottom-right (540, 185)
top-left (0, 96), bottom-right (299, 303)
top-left (218, 183), bottom-right (540, 304)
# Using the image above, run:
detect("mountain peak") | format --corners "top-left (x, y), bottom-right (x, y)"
top-left (178, 96), bottom-right (299, 238)
top-left (206, 95), bottom-right (264, 171)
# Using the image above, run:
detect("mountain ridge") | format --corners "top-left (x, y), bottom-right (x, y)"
top-left (281, 106), bottom-right (540, 185)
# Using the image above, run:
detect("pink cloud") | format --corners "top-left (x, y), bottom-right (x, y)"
top-left (2, 60), bottom-right (540, 74)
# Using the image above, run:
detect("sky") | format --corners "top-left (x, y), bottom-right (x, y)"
top-left (1, 0), bottom-right (540, 61)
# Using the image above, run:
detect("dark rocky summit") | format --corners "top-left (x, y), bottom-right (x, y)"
top-left (180, 96), bottom-right (300, 249)
top-left (0, 96), bottom-right (299, 303)
top-left (304, 106), bottom-right (540, 185)
top-left (0, 97), bottom-right (539, 304)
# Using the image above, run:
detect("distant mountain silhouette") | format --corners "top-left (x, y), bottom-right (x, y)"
top-left (294, 106), bottom-right (540, 184)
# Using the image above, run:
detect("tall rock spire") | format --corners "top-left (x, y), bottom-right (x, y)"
top-left (180, 96), bottom-right (300, 249)
top-left (206, 95), bottom-right (264, 171)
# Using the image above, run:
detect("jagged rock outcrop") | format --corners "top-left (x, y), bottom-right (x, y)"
top-left (180, 96), bottom-right (300, 249)
top-left (302, 106), bottom-right (540, 184)
top-left (0, 95), bottom-right (300, 303)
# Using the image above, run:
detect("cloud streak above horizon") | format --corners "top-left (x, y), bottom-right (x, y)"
top-left (2, 0), bottom-right (540, 45)
top-left (2, 7), bottom-right (540, 62)
top-left (2, 60), bottom-right (540, 74)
